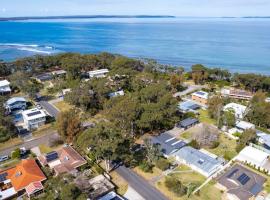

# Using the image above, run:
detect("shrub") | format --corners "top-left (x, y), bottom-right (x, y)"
top-left (139, 161), bottom-right (153, 173)
top-left (11, 148), bottom-right (21, 159)
top-left (189, 139), bottom-right (200, 149)
top-left (155, 158), bottom-right (170, 171)
top-left (210, 141), bottom-right (220, 149)
top-left (165, 176), bottom-right (187, 196)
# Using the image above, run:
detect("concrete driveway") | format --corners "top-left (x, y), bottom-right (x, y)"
top-left (124, 186), bottom-right (145, 200)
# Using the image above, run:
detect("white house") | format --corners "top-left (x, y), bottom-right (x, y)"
top-left (108, 90), bottom-right (124, 98)
top-left (0, 80), bottom-right (11, 94)
top-left (235, 121), bottom-right (255, 131)
top-left (223, 103), bottom-right (247, 119)
top-left (5, 97), bottom-right (27, 112)
top-left (234, 145), bottom-right (270, 171)
top-left (88, 69), bottom-right (109, 79)
top-left (22, 108), bottom-right (46, 130)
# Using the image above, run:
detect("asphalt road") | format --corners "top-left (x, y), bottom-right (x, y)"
top-left (39, 100), bottom-right (59, 118)
top-left (0, 131), bottom-right (58, 157)
top-left (116, 166), bottom-right (168, 200)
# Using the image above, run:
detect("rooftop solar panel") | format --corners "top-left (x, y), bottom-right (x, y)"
top-left (196, 91), bottom-right (206, 95)
top-left (237, 173), bottom-right (250, 185)
top-left (45, 151), bottom-right (59, 162)
top-left (27, 111), bottom-right (42, 117)
top-left (227, 169), bottom-right (239, 178)
top-left (0, 172), bottom-right (8, 182)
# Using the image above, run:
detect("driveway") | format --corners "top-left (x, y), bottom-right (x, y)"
top-left (124, 186), bottom-right (145, 200)
top-left (116, 166), bottom-right (168, 200)
top-left (0, 131), bottom-right (58, 157)
top-left (39, 100), bottom-right (59, 118)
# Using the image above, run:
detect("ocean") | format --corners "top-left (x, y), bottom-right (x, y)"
top-left (0, 18), bottom-right (270, 74)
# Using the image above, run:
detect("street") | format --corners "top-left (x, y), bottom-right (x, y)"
top-left (0, 131), bottom-right (58, 157)
top-left (116, 166), bottom-right (168, 200)
top-left (173, 84), bottom-right (205, 97)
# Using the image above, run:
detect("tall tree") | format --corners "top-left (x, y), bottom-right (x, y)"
top-left (76, 123), bottom-right (132, 172)
top-left (57, 109), bottom-right (82, 143)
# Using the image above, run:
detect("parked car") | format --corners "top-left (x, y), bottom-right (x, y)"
top-left (0, 155), bottom-right (10, 163)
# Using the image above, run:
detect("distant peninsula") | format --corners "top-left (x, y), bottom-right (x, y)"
top-left (0, 15), bottom-right (176, 21)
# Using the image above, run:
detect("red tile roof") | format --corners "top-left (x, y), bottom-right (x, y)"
top-left (25, 181), bottom-right (44, 195)
top-left (0, 159), bottom-right (46, 191)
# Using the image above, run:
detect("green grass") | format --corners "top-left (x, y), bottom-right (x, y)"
top-left (53, 101), bottom-right (73, 112)
top-left (198, 109), bottom-right (216, 125)
top-left (39, 144), bottom-right (53, 154)
top-left (205, 133), bottom-right (237, 160)
top-left (155, 165), bottom-right (222, 200)
top-left (180, 131), bottom-right (192, 140)
top-left (0, 158), bottom-right (20, 170)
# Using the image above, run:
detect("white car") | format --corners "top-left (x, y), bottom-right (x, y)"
top-left (0, 155), bottom-right (10, 163)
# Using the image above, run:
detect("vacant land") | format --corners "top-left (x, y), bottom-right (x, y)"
top-left (110, 171), bottom-right (128, 195)
top-left (54, 101), bottom-right (73, 112)
top-left (156, 165), bottom-right (222, 200)
top-left (198, 109), bottom-right (216, 125)
top-left (133, 166), bottom-right (163, 181)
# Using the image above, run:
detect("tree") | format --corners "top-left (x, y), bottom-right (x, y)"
top-left (222, 110), bottom-right (236, 128)
top-left (170, 74), bottom-right (184, 91)
top-left (245, 92), bottom-right (270, 128)
top-left (57, 109), bottom-right (82, 143)
top-left (106, 96), bottom-right (138, 136)
top-left (11, 148), bottom-right (21, 159)
top-left (236, 129), bottom-right (256, 152)
top-left (208, 95), bottom-right (224, 125)
top-left (191, 64), bottom-right (208, 84)
top-left (143, 138), bottom-right (162, 164)
top-left (155, 158), bottom-right (170, 170)
top-left (76, 123), bottom-right (132, 172)
top-left (165, 176), bottom-right (187, 196)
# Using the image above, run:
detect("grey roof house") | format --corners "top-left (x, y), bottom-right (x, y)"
top-left (150, 132), bottom-right (186, 157)
top-left (216, 164), bottom-right (266, 200)
top-left (177, 118), bottom-right (199, 130)
top-left (5, 97), bottom-right (27, 112)
top-left (173, 146), bottom-right (224, 177)
top-left (178, 100), bottom-right (201, 113)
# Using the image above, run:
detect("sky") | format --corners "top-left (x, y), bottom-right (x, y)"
top-left (0, 0), bottom-right (270, 17)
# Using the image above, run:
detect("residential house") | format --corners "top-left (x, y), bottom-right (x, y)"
top-left (34, 73), bottom-right (53, 83)
top-left (5, 97), bottom-right (27, 112)
top-left (234, 145), bottom-right (270, 172)
top-left (221, 88), bottom-right (253, 100)
top-left (257, 130), bottom-right (270, 149)
top-left (235, 121), bottom-right (255, 132)
top-left (173, 146), bottom-right (224, 177)
top-left (22, 108), bottom-right (46, 130)
top-left (150, 132), bottom-right (186, 157)
top-left (178, 100), bottom-right (201, 113)
top-left (0, 159), bottom-right (46, 200)
top-left (38, 146), bottom-right (87, 175)
top-left (191, 91), bottom-right (209, 105)
top-left (98, 191), bottom-right (125, 200)
top-left (216, 164), bottom-right (266, 200)
top-left (0, 80), bottom-right (11, 95)
top-left (51, 69), bottom-right (67, 77)
top-left (176, 118), bottom-right (199, 130)
top-left (88, 69), bottom-right (109, 79)
top-left (108, 90), bottom-right (124, 98)
top-left (223, 103), bottom-right (247, 119)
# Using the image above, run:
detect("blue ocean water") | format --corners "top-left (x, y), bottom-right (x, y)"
top-left (0, 18), bottom-right (270, 74)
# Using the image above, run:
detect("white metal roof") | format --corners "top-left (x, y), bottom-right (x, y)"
top-left (88, 69), bottom-right (109, 76)
top-left (236, 121), bottom-right (255, 130)
top-left (0, 80), bottom-right (10, 87)
top-left (223, 103), bottom-right (247, 119)
top-left (192, 90), bottom-right (209, 99)
top-left (236, 145), bottom-right (269, 167)
top-left (22, 108), bottom-right (46, 121)
top-left (6, 97), bottom-right (26, 105)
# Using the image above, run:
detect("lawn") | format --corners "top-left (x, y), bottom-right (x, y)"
top-left (133, 166), bottom-right (163, 181)
top-left (205, 133), bottom-right (237, 160)
top-left (0, 137), bottom-right (23, 152)
top-left (198, 109), bottom-right (216, 125)
top-left (0, 158), bottom-right (20, 170)
top-left (54, 101), bottom-right (73, 112)
top-left (180, 131), bottom-right (192, 140)
top-left (110, 171), bottom-right (128, 195)
top-left (155, 165), bottom-right (222, 200)
top-left (39, 144), bottom-right (53, 154)
top-left (32, 123), bottom-right (56, 137)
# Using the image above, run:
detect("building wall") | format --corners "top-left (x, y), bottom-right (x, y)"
top-left (191, 95), bottom-right (208, 105)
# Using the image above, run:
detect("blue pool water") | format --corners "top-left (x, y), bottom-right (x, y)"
top-left (0, 18), bottom-right (270, 74)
